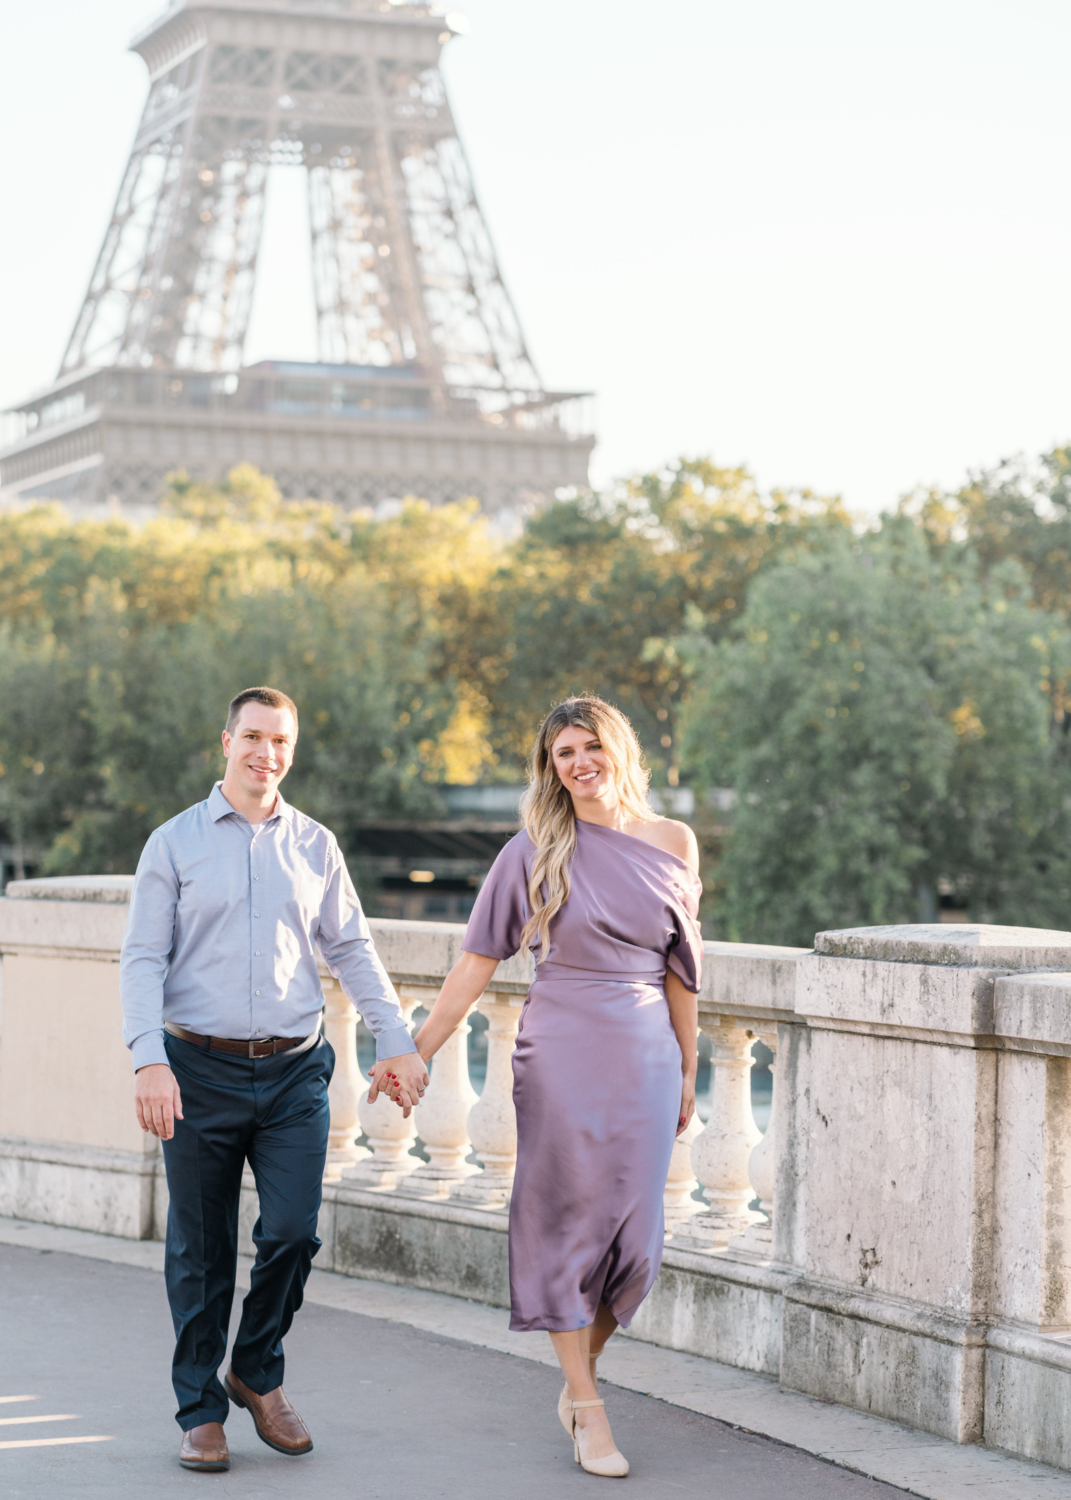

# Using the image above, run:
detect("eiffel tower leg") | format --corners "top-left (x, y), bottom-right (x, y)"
top-left (61, 93), bottom-right (197, 374)
top-left (308, 156), bottom-right (408, 367)
top-left (61, 50), bottom-right (272, 376)
top-left (170, 137), bottom-right (269, 371)
top-left (397, 133), bottom-right (541, 397)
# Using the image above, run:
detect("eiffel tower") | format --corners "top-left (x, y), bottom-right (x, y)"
top-left (0, 0), bottom-right (593, 518)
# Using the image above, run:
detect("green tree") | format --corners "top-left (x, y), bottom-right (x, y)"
top-left (678, 522), bottom-right (1071, 945)
top-left (0, 626), bottom-right (94, 874)
top-left (903, 445), bottom-right (1071, 616)
top-left (482, 459), bottom-right (850, 772)
top-left (0, 472), bottom-right (498, 876)
top-left (0, 457), bottom-right (855, 881)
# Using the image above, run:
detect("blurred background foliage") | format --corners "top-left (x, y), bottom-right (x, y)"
top-left (4, 448), bottom-right (1071, 944)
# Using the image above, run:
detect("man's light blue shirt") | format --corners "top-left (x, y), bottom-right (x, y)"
top-left (120, 783), bottom-right (416, 1071)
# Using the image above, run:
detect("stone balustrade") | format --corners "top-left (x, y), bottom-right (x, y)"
top-left (5, 881), bottom-right (1071, 1472)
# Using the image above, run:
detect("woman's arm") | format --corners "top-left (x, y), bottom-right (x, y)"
top-left (412, 951), bottom-right (501, 1063)
top-left (665, 969), bottom-right (699, 1136)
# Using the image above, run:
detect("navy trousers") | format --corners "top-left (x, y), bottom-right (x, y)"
top-left (160, 1032), bottom-right (334, 1430)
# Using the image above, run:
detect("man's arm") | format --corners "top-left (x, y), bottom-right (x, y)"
top-left (318, 844), bottom-right (427, 1110)
top-left (121, 833), bottom-right (184, 1139)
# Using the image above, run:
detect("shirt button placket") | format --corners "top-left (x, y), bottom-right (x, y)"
top-left (251, 841), bottom-right (261, 1036)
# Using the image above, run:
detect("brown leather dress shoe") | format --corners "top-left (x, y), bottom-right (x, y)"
top-left (224, 1368), bottom-right (313, 1455)
top-left (179, 1422), bottom-right (230, 1471)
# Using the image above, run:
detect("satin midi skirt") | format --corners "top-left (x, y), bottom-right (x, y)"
top-left (507, 963), bottom-right (682, 1333)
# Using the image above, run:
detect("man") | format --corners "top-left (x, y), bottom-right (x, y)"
top-left (121, 685), bottom-right (428, 1472)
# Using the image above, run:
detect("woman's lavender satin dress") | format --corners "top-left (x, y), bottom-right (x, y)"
top-left (462, 819), bottom-right (703, 1333)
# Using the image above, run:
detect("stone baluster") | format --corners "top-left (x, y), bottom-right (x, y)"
top-left (341, 990), bottom-right (423, 1192)
top-left (671, 1019), bottom-right (762, 1248)
top-left (322, 978), bottom-right (370, 1181)
top-left (403, 999), bottom-right (480, 1199)
top-left (727, 1028), bottom-right (778, 1260)
top-left (452, 989), bottom-right (523, 1208)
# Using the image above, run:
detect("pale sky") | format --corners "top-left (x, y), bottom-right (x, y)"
top-left (2, 1), bottom-right (1069, 514)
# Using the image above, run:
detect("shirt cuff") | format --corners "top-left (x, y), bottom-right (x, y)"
top-left (130, 1030), bottom-right (169, 1071)
top-left (374, 1025), bottom-right (417, 1062)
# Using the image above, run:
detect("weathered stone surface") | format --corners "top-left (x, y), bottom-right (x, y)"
top-left (332, 1191), bottom-right (511, 1306)
top-left (0, 895), bottom-right (129, 955)
top-left (802, 1028), bottom-right (995, 1314)
top-left (0, 1138), bottom-right (160, 1239)
top-left (699, 941), bottom-right (808, 1019)
top-left (771, 1020), bottom-right (810, 1274)
top-left (6, 874), bottom-right (135, 903)
top-left (991, 1051), bottom-right (1071, 1329)
top-left (986, 1347), bottom-right (1071, 1470)
top-left (630, 1250), bottom-right (786, 1374)
top-left (815, 923), bottom-right (1071, 969)
top-left (995, 971), bottom-right (1071, 1047)
top-left (0, 954), bottom-right (142, 1149)
top-left (798, 953), bottom-right (999, 1034)
top-left (365, 918), bottom-right (535, 990)
top-left (781, 1292), bottom-right (984, 1443)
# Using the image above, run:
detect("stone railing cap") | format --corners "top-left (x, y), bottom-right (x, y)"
top-left (5, 875), bottom-right (135, 904)
top-left (815, 923), bottom-right (1071, 968)
top-left (704, 940), bottom-right (810, 960)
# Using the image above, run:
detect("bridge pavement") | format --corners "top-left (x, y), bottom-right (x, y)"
top-left (0, 1234), bottom-right (907, 1500)
top-left (3, 1218), bottom-right (1070, 1499)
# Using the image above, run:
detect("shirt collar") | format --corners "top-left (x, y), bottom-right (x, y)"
top-left (209, 782), bottom-right (293, 824)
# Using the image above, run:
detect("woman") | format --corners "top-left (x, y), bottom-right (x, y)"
top-left (408, 696), bottom-right (702, 1477)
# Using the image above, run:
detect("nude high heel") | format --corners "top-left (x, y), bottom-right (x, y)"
top-left (558, 1384), bottom-right (573, 1436)
top-left (559, 1356), bottom-right (599, 1436)
top-left (569, 1398), bottom-right (629, 1478)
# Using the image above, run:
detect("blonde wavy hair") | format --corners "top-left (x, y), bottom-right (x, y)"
top-left (519, 696), bottom-right (657, 961)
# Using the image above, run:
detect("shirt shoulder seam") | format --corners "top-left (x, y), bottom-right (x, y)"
top-left (284, 804), bottom-right (329, 837)
top-left (154, 798), bottom-right (214, 871)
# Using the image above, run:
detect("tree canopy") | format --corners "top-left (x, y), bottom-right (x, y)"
top-left (7, 445), bottom-right (1071, 946)
top-left (480, 459), bottom-right (850, 769)
top-left (0, 458), bottom-right (850, 881)
top-left (677, 520), bottom-right (1071, 944)
top-left (0, 468), bottom-right (494, 874)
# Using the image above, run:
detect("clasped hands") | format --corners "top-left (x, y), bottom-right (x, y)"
top-left (367, 1052), bottom-right (429, 1116)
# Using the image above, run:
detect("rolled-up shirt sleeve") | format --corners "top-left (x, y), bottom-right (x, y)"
top-left (120, 831), bottom-right (180, 1071)
top-left (317, 843), bottom-right (416, 1061)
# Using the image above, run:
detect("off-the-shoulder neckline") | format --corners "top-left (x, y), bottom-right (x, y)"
top-left (576, 818), bottom-right (700, 879)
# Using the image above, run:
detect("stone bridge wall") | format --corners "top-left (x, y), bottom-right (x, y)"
top-left (2, 877), bottom-right (1070, 1469)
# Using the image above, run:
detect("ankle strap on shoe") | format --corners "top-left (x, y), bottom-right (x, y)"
top-left (570, 1399), bottom-right (605, 1410)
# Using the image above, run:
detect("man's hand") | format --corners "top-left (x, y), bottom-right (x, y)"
top-left (368, 1053), bottom-right (429, 1117)
top-left (135, 1064), bottom-right (184, 1140)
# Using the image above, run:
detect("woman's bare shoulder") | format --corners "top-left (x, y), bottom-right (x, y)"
top-left (627, 816), bottom-right (699, 872)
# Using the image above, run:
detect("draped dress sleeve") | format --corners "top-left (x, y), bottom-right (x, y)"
top-left (462, 831), bottom-right (533, 962)
top-left (666, 891), bottom-right (704, 994)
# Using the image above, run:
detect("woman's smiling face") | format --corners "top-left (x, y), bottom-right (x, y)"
top-left (550, 724), bottom-right (617, 806)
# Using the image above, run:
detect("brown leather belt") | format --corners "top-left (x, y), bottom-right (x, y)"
top-left (166, 1023), bottom-right (310, 1059)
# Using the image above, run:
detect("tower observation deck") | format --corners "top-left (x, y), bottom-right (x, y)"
top-left (0, 0), bottom-right (593, 518)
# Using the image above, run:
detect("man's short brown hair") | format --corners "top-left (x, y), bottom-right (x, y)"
top-left (226, 686), bottom-right (299, 736)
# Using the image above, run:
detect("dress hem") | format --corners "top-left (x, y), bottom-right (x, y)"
top-left (508, 1295), bottom-right (645, 1334)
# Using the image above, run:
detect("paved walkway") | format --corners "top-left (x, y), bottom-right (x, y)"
top-left (2, 1217), bottom-right (1070, 1499)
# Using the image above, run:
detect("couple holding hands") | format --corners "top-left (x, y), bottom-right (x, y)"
top-left (121, 685), bottom-right (703, 1479)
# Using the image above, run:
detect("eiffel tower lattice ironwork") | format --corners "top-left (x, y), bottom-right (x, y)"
top-left (1, 0), bottom-right (592, 518)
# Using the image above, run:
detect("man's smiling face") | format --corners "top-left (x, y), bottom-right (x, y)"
top-left (221, 702), bottom-right (297, 805)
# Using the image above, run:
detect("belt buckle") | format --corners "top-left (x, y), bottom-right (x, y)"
top-left (248, 1038), bottom-right (258, 1058)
